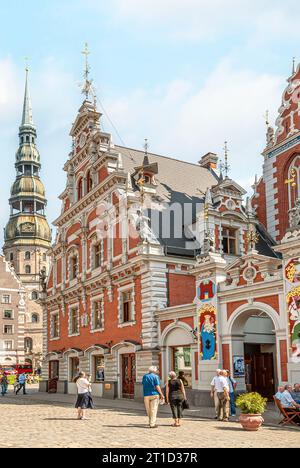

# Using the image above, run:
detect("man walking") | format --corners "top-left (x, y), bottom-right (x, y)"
top-left (16, 373), bottom-right (27, 395)
top-left (215, 370), bottom-right (230, 422)
top-left (142, 366), bottom-right (164, 429)
top-left (210, 369), bottom-right (221, 419)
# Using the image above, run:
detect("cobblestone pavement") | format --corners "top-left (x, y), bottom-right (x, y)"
top-left (0, 387), bottom-right (299, 448)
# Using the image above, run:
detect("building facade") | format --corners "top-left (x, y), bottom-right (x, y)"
top-left (3, 70), bottom-right (51, 370)
top-left (0, 256), bottom-right (26, 367)
top-left (42, 63), bottom-right (300, 402)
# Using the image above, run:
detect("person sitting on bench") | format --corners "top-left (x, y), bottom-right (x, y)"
top-left (280, 385), bottom-right (300, 425)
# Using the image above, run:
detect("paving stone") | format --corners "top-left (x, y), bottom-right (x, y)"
top-left (0, 388), bottom-right (298, 448)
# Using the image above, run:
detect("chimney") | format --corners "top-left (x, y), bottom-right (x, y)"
top-left (199, 152), bottom-right (218, 170)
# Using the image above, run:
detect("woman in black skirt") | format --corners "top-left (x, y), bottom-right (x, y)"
top-left (74, 372), bottom-right (94, 420)
top-left (165, 371), bottom-right (187, 427)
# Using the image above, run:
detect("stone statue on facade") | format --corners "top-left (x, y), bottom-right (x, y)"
top-left (289, 199), bottom-right (300, 230)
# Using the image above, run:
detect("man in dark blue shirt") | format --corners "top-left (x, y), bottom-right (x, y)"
top-left (142, 366), bottom-right (164, 428)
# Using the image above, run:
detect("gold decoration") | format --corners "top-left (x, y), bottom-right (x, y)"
top-left (286, 262), bottom-right (296, 283)
top-left (285, 168), bottom-right (297, 188)
top-left (246, 226), bottom-right (259, 249)
top-left (286, 286), bottom-right (300, 303)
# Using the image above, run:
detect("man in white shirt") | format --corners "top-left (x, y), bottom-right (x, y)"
top-left (274, 386), bottom-right (284, 401)
top-left (280, 385), bottom-right (300, 425)
top-left (211, 369), bottom-right (221, 419)
top-left (214, 370), bottom-right (230, 422)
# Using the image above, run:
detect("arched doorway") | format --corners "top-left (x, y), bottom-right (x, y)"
top-left (228, 304), bottom-right (280, 400)
top-left (161, 323), bottom-right (196, 388)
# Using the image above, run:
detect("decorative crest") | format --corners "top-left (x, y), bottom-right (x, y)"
top-left (246, 225), bottom-right (259, 252)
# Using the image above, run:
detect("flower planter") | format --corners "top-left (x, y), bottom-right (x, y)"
top-left (239, 413), bottom-right (264, 431)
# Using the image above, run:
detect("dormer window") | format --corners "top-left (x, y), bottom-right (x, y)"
top-left (222, 227), bottom-right (238, 255)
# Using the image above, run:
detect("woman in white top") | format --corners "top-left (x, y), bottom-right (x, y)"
top-left (74, 372), bottom-right (94, 420)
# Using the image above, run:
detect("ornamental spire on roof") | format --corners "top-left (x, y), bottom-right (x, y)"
top-left (21, 64), bottom-right (34, 129)
top-left (81, 42), bottom-right (95, 101)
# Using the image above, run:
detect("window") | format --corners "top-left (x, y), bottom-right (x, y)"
top-left (70, 357), bottom-right (80, 382)
top-left (25, 251), bottom-right (31, 260)
top-left (92, 301), bottom-right (103, 331)
top-left (69, 254), bottom-right (78, 280)
top-left (43, 253), bottom-right (47, 262)
top-left (69, 307), bottom-right (79, 336)
top-left (51, 313), bottom-right (59, 339)
top-left (32, 291), bottom-right (39, 300)
top-left (93, 243), bottom-right (102, 269)
top-left (77, 178), bottom-right (83, 201)
top-left (222, 227), bottom-right (237, 255)
top-left (25, 265), bottom-right (31, 274)
top-left (4, 310), bottom-right (13, 320)
top-left (2, 295), bottom-right (11, 304)
top-left (86, 170), bottom-right (93, 193)
top-left (24, 337), bottom-right (33, 352)
top-left (122, 291), bottom-right (133, 323)
top-left (4, 325), bottom-right (13, 335)
top-left (4, 341), bottom-right (13, 351)
top-left (9, 253), bottom-right (14, 262)
top-left (32, 314), bottom-right (39, 324)
top-left (94, 356), bottom-right (105, 383)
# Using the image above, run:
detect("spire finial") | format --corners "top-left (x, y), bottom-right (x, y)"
top-left (21, 61), bottom-right (34, 128)
top-left (81, 42), bottom-right (94, 101)
top-left (264, 110), bottom-right (269, 127)
top-left (143, 138), bottom-right (150, 166)
top-left (292, 57), bottom-right (296, 75)
top-left (220, 141), bottom-right (230, 178)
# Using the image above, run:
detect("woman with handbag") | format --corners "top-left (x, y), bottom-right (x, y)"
top-left (165, 371), bottom-right (187, 427)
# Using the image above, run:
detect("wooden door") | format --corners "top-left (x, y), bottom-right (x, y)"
top-left (48, 361), bottom-right (59, 394)
top-left (251, 353), bottom-right (275, 400)
top-left (122, 354), bottom-right (136, 399)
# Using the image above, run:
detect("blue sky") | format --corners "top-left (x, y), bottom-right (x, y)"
top-left (1, 0), bottom-right (300, 243)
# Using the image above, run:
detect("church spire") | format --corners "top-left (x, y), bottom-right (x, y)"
top-left (21, 66), bottom-right (34, 129)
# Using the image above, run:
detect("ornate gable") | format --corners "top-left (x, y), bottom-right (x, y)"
top-left (274, 64), bottom-right (300, 146)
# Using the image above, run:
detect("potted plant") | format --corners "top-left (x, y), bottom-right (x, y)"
top-left (236, 392), bottom-right (267, 431)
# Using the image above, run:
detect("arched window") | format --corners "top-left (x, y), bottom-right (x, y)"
top-left (32, 291), bottom-right (39, 300)
top-left (77, 178), bottom-right (83, 201)
top-left (287, 155), bottom-right (300, 210)
top-left (25, 251), bottom-right (31, 260)
top-left (69, 252), bottom-right (79, 280)
top-left (31, 314), bottom-right (39, 323)
top-left (86, 170), bottom-right (93, 194)
top-left (25, 265), bottom-right (31, 274)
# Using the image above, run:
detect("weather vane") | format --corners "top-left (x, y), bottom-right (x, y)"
top-left (264, 110), bottom-right (269, 127)
top-left (24, 56), bottom-right (30, 72)
top-left (292, 57), bottom-right (296, 75)
top-left (220, 141), bottom-right (230, 178)
top-left (81, 42), bottom-right (94, 100)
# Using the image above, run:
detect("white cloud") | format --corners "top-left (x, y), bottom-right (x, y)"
top-left (102, 59), bottom-right (284, 188)
top-left (91, 0), bottom-right (300, 42)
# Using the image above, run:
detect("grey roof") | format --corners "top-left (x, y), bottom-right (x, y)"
top-left (117, 145), bottom-right (219, 202)
top-left (117, 145), bottom-right (219, 257)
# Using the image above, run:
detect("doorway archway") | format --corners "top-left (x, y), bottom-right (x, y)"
top-left (227, 302), bottom-right (281, 399)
